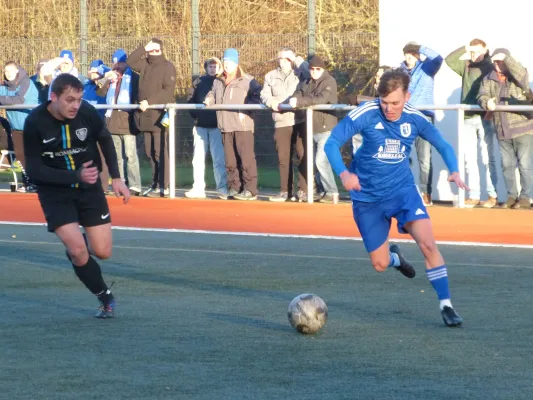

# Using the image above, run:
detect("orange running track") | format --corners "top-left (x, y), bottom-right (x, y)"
top-left (1, 192), bottom-right (532, 246)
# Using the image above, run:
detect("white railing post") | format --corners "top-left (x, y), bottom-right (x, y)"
top-left (168, 106), bottom-right (176, 199)
top-left (456, 107), bottom-right (465, 208)
top-left (306, 108), bottom-right (314, 204)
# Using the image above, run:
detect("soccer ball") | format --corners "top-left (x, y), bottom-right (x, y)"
top-left (287, 293), bottom-right (328, 334)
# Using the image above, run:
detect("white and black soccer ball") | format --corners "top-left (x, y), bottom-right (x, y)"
top-left (287, 293), bottom-right (328, 334)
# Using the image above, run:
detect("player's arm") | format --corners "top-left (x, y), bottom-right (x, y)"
top-left (325, 114), bottom-right (364, 190)
top-left (23, 116), bottom-right (80, 185)
top-left (324, 118), bottom-right (354, 176)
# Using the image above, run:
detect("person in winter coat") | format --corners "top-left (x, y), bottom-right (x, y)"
top-left (97, 49), bottom-right (142, 196)
top-left (0, 61), bottom-right (39, 192)
top-left (446, 39), bottom-right (499, 208)
top-left (289, 55), bottom-right (339, 203)
top-left (41, 50), bottom-right (88, 100)
top-left (30, 59), bottom-right (50, 104)
top-left (400, 42), bottom-right (443, 206)
top-left (83, 59), bottom-right (112, 194)
top-left (184, 56), bottom-right (228, 200)
top-left (261, 48), bottom-right (307, 202)
top-left (127, 38), bottom-right (177, 198)
top-left (478, 48), bottom-right (533, 210)
top-left (204, 48), bottom-right (262, 201)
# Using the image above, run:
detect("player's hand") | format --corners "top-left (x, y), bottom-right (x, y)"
top-left (204, 97), bottom-right (212, 106)
top-left (340, 171), bottom-right (361, 191)
top-left (79, 161), bottom-right (99, 184)
top-left (139, 100), bottom-right (149, 112)
top-left (448, 172), bottom-right (469, 191)
top-left (289, 97), bottom-right (297, 108)
top-left (111, 178), bottom-right (131, 204)
top-left (487, 97), bottom-right (497, 111)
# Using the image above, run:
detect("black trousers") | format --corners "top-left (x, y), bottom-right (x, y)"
top-left (144, 125), bottom-right (169, 190)
top-left (274, 122), bottom-right (307, 193)
top-left (222, 131), bottom-right (258, 195)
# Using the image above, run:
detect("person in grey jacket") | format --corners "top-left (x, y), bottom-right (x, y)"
top-left (478, 48), bottom-right (533, 210)
top-left (261, 48), bottom-right (306, 202)
top-left (289, 55), bottom-right (339, 203)
top-left (204, 48), bottom-right (262, 201)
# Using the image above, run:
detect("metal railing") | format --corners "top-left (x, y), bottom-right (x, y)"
top-left (2, 102), bottom-right (530, 207)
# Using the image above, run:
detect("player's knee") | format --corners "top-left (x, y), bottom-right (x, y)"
top-left (371, 259), bottom-right (389, 273)
top-left (68, 243), bottom-right (90, 264)
top-left (418, 239), bottom-right (438, 256)
top-left (91, 242), bottom-right (112, 260)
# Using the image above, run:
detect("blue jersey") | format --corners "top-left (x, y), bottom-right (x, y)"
top-left (325, 99), bottom-right (458, 202)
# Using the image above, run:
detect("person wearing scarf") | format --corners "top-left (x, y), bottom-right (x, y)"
top-left (97, 49), bottom-right (142, 196)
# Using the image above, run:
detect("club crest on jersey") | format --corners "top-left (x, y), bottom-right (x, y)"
top-left (75, 128), bottom-right (88, 141)
top-left (373, 138), bottom-right (406, 164)
top-left (400, 123), bottom-right (411, 137)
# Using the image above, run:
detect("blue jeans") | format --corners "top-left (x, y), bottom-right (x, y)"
top-left (112, 135), bottom-right (141, 191)
top-left (192, 126), bottom-right (227, 193)
top-left (499, 134), bottom-right (533, 200)
top-left (463, 115), bottom-right (498, 199)
top-left (314, 131), bottom-right (338, 195)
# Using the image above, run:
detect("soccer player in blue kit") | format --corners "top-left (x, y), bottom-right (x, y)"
top-left (324, 69), bottom-right (468, 327)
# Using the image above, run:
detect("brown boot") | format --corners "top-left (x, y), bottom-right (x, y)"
top-left (501, 197), bottom-right (517, 209)
top-left (511, 197), bottom-right (531, 209)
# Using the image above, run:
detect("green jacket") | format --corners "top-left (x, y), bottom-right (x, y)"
top-left (477, 55), bottom-right (533, 140)
top-left (445, 46), bottom-right (493, 118)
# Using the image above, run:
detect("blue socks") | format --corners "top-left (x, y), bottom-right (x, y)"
top-left (426, 265), bottom-right (452, 310)
top-left (388, 252), bottom-right (400, 268)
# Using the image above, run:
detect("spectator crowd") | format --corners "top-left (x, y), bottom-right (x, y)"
top-left (0, 38), bottom-right (532, 209)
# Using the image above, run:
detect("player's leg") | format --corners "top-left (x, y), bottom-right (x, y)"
top-left (76, 188), bottom-right (116, 318)
top-left (352, 200), bottom-right (415, 278)
top-left (397, 188), bottom-right (462, 327)
top-left (55, 222), bottom-right (114, 318)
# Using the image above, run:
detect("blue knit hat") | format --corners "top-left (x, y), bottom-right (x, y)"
top-left (223, 48), bottom-right (239, 65)
top-left (112, 49), bottom-right (128, 64)
top-left (59, 50), bottom-right (74, 63)
top-left (88, 59), bottom-right (110, 76)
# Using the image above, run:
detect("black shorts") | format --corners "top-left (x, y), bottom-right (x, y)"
top-left (37, 185), bottom-right (111, 232)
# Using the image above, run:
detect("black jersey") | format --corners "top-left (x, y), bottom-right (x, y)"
top-left (23, 100), bottom-right (120, 188)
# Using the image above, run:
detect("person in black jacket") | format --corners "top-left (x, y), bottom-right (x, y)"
top-left (289, 55), bottom-right (339, 203)
top-left (127, 38), bottom-right (177, 197)
top-left (184, 57), bottom-right (228, 199)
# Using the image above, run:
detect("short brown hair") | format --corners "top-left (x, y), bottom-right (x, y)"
top-left (469, 38), bottom-right (486, 47)
top-left (377, 68), bottom-right (410, 97)
top-left (51, 74), bottom-right (84, 97)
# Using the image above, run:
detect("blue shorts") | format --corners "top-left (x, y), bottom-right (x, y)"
top-left (352, 186), bottom-right (429, 253)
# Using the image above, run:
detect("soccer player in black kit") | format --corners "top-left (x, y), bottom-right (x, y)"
top-left (23, 74), bottom-right (130, 318)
